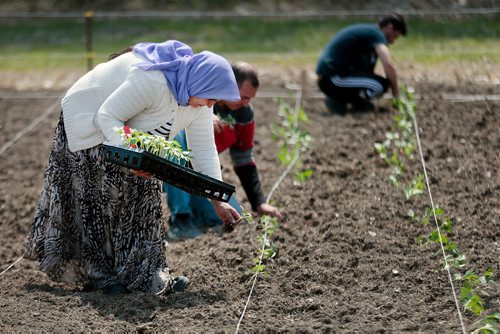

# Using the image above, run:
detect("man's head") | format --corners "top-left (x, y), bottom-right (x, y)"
top-left (379, 13), bottom-right (407, 44)
top-left (222, 62), bottom-right (259, 110)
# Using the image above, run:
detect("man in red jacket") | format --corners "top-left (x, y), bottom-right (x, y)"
top-left (165, 62), bottom-right (282, 240)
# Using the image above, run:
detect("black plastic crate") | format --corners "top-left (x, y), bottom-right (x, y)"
top-left (103, 144), bottom-right (235, 202)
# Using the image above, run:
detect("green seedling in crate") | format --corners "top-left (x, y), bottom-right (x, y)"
top-left (115, 126), bottom-right (191, 165)
top-left (220, 114), bottom-right (236, 128)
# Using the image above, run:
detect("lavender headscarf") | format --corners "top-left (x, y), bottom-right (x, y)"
top-left (133, 40), bottom-right (240, 106)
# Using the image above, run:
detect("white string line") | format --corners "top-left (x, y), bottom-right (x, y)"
top-left (0, 92), bottom-right (63, 99)
top-left (257, 92), bottom-right (500, 102)
top-left (0, 8), bottom-right (499, 18)
top-left (235, 151), bottom-right (300, 334)
top-left (0, 98), bottom-right (60, 156)
top-left (234, 222), bottom-right (267, 334)
top-left (0, 98), bottom-right (61, 275)
top-left (2, 48), bottom-right (500, 63)
top-left (236, 89), bottom-right (303, 333)
top-left (266, 148), bottom-right (301, 206)
top-left (2, 92), bottom-right (500, 102)
top-left (0, 255), bottom-right (24, 277)
top-left (411, 112), bottom-right (466, 334)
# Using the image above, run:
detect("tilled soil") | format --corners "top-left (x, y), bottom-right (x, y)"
top-left (0, 68), bottom-right (498, 333)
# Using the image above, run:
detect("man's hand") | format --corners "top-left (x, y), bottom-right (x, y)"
top-left (257, 203), bottom-right (283, 219)
top-left (213, 115), bottom-right (224, 134)
top-left (375, 43), bottom-right (399, 98)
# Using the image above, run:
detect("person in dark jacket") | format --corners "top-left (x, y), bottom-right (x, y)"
top-left (316, 13), bottom-right (407, 115)
top-left (165, 62), bottom-right (282, 240)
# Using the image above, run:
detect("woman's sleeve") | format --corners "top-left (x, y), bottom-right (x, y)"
top-left (185, 107), bottom-right (223, 180)
top-left (95, 69), bottom-right (160, 145)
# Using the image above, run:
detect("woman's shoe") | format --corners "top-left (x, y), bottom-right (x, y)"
top-left (171, 276), bottom-right (189, 292)
top-left (101, 283), bottom-right (130, 295)
top-left (156, 275), bottom-right (190, 295)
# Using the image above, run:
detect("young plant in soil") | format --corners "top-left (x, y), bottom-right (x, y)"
top-left (237, 95), bottom-right (313, 332)
top-left (374, 87), bottom-right (417, 192)
top-left (222, 209), bottom-right (253, 233)
top-left (250, 98), bottom-right (312, 278)
top-left (271, 98), bottom-right (313, 183)
top-left (250, 215), bottom-right (279, 277)
top-left (376, 87), bottom-right (498, 332)
top-left (416, 206), bottom-right (499, 331)
top-left (404, 174), bottom-right (425, 200)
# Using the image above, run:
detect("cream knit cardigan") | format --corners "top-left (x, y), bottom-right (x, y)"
top-left (61, 52), bottom-right (222, 180)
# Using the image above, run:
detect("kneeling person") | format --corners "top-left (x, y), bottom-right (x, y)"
top-left (165, 62), bottom-right (282, 240)
top-left (317, 13), bottom-right (407, 114)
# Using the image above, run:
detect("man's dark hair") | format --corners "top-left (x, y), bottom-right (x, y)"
top-left (379, 13), bottom-right (407, 36)
top-left (232, 62), bottom-right (259, 88)
top-left (108, 46), bottom-right (133, 61)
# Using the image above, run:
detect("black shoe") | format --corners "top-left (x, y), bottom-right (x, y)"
top-left (325, 98), bottom-right (346, 115)
top-left (102, 283), bottom-right (129, 295)
top-left (171, 276), bottom-right (189, 292)
top-left (167, 214), bottom-right (202, 241)
top-left (156, 275), bottom-right (190, 295)
top-left (81, 281), bottom-right (98, 292)
top-left (351, 99), bottom-right (375, 112)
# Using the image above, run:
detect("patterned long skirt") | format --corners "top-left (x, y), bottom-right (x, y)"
top-left (26, 113), bottom-right (171, 294)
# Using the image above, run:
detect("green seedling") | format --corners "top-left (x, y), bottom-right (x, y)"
top-left (391, 153), bottom-right (406, 174)
top-left (272, 98), bottom-right (312, 182)
top-left (471, 312), bottom-right (500, 334)
top-left (419, 204), bottom-right (498, 326)
top-left (388, 174), bottom-right (400, 187)
top-left (381, 86), bottom-right (498, 331)
top-left (237, 209), bottom-right (254, 224)
top-left (420, 206), bottom-right (444, 226)
top-left (115, 126), bottom-right (191, 165)
top-left (404, 174), bottom-right (425, 200)
top-left (455, 268), bottom-right (494, 316)
top-left (445, 253), bottom-right (468, 269)
top-left (294, 168), bottom-right (313, 182)
top-left (222, 208), bottom-right (254, 233)
top-left (250, 215), bottom-right (279, 278)
top-left (374, 94), bottom-right (416, 189)
top-left (220, 114), bottom-right (236, 128)
top-left (472, 323), bottom-right (497, 334)
top-left (374, 141), bottom-right (391, 164)
top-left (407, 209), bottom-right (416, 220)
top-left (250, 98), bottom-right (312, 277)
top-left (240, 95), bottom-right (313, 330)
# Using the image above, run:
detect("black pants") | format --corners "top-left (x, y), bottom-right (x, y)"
top-left (318, 72), bottom-right (389, 104)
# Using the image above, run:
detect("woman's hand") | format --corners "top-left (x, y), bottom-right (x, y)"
top-left (211, 200), bottom-right (241, 232)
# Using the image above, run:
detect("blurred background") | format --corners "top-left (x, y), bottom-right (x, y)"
top-left (0, 0), bottom-right (499, 90)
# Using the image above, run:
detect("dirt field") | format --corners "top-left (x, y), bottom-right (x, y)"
top-left (0, 65), bottom-right (498, 333)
